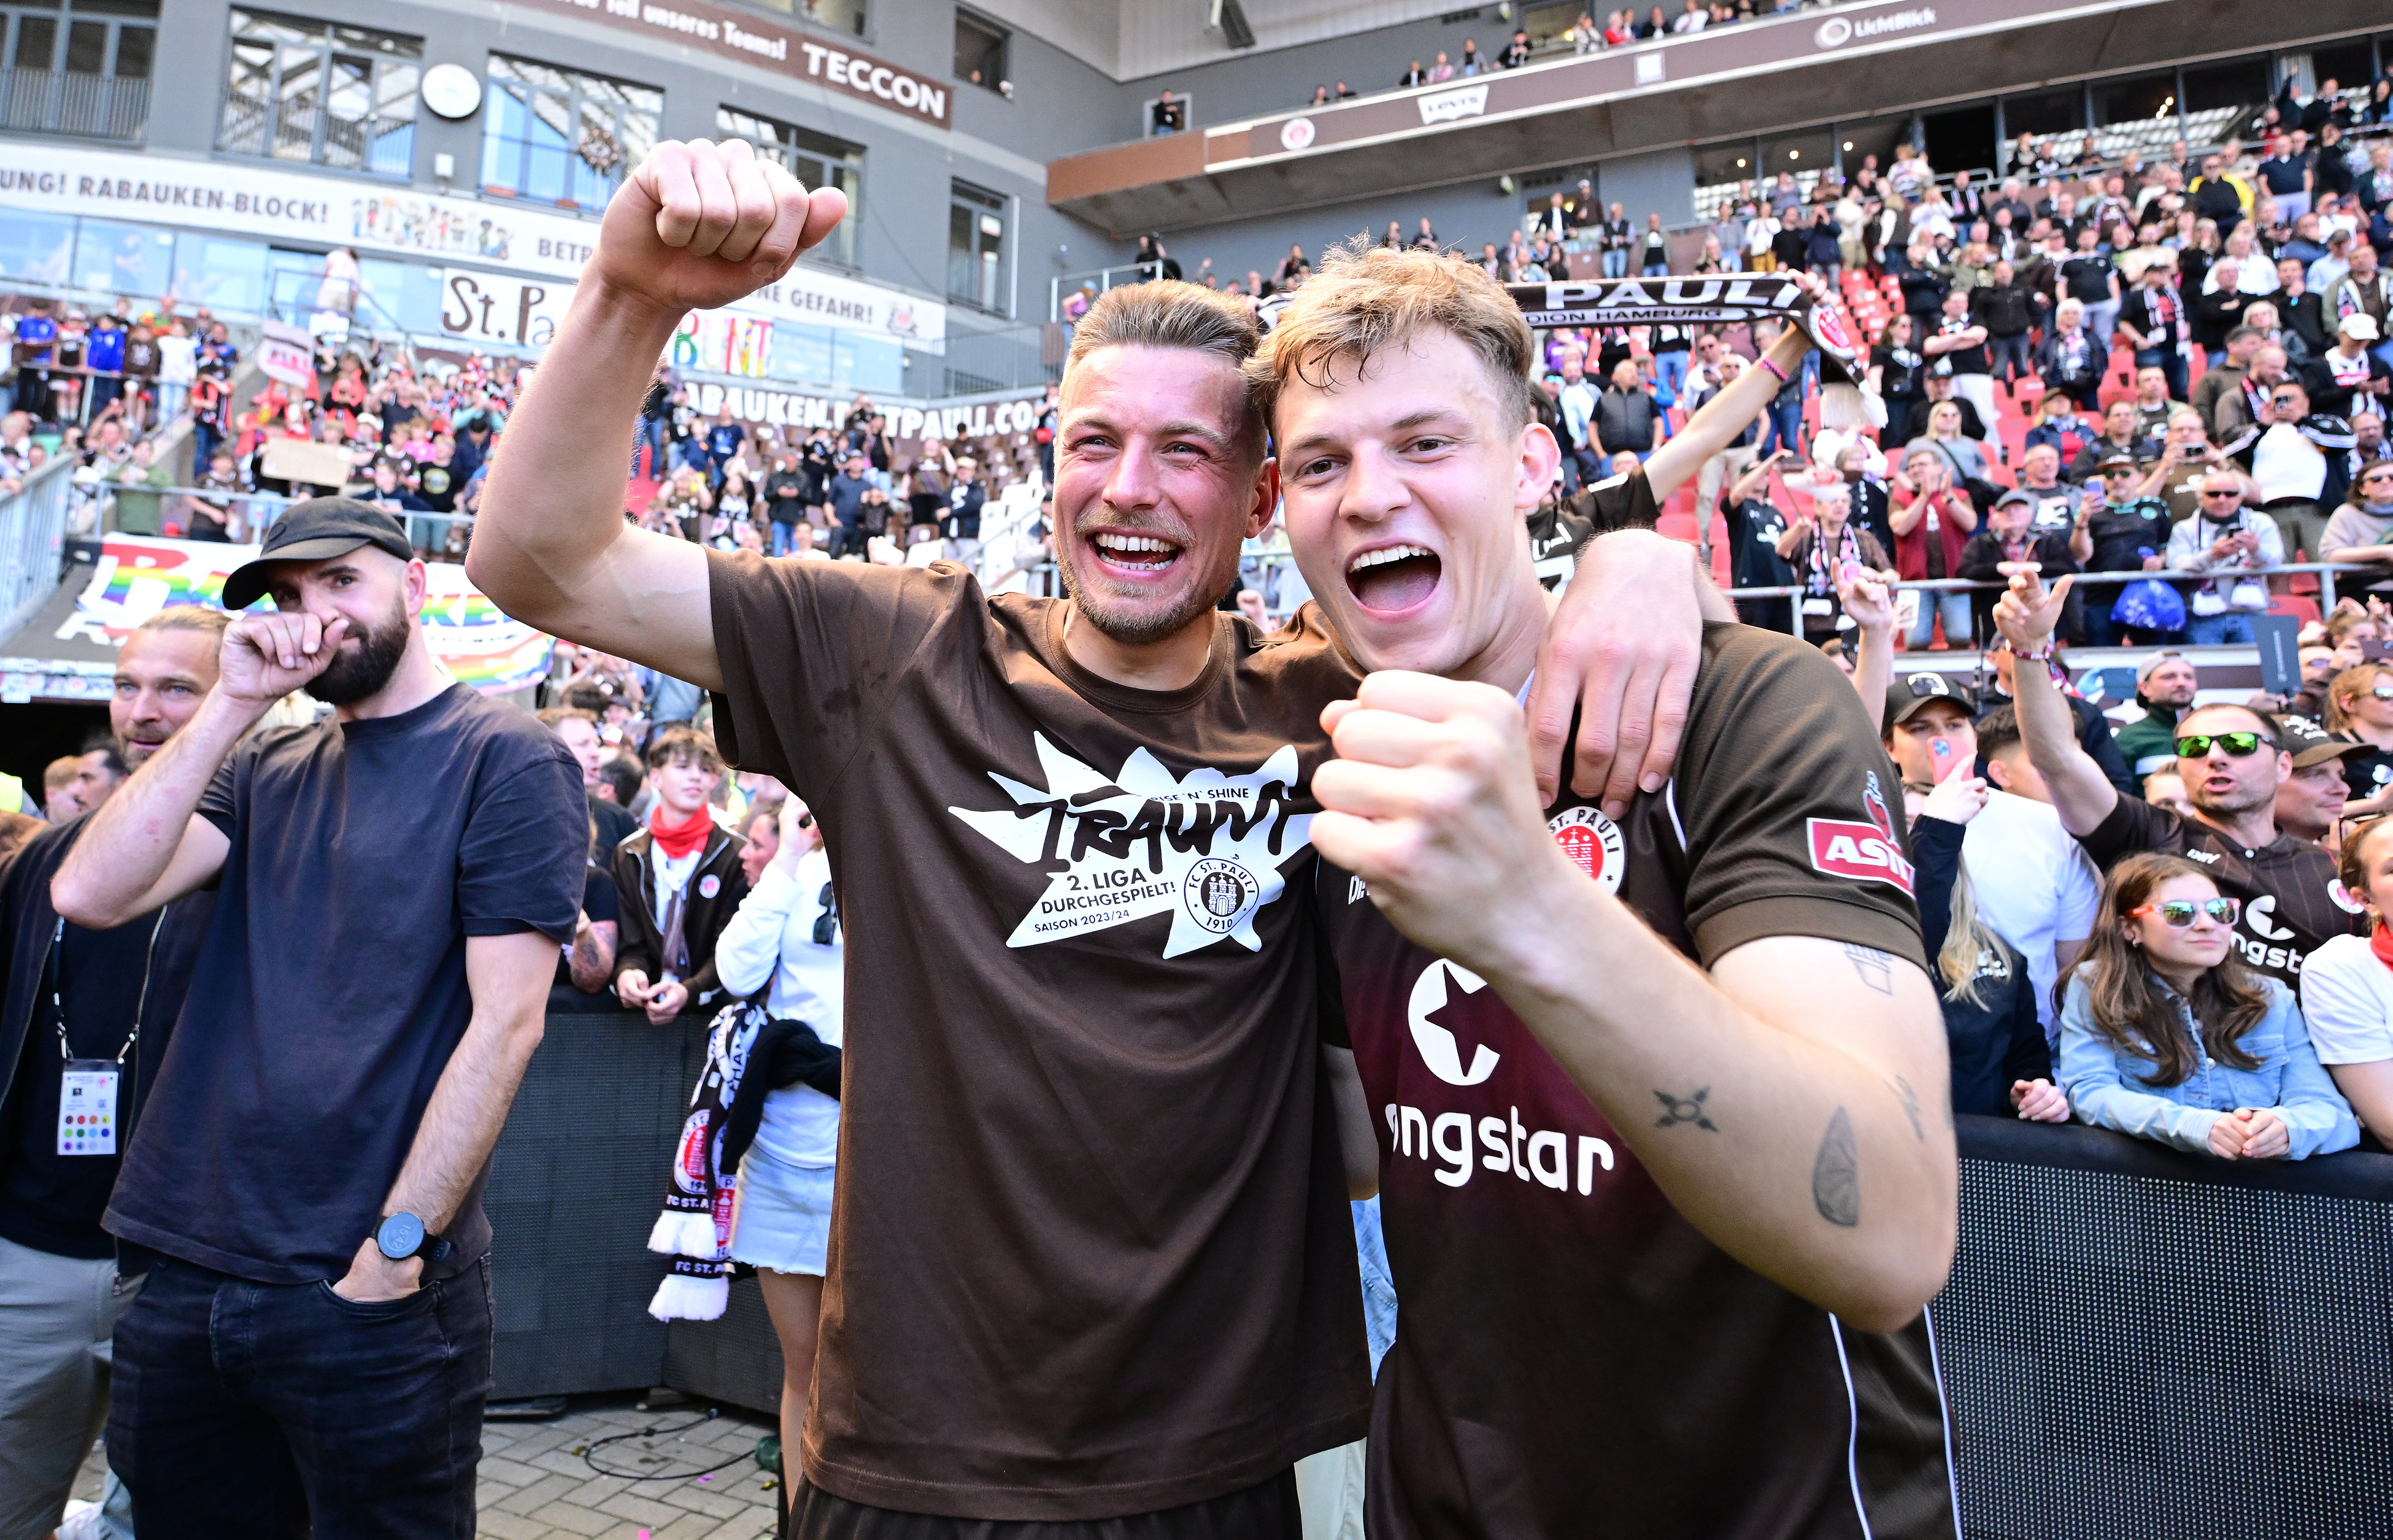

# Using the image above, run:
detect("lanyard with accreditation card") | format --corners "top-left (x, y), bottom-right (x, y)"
top-left (49, 917), bottom-right (151, 1157)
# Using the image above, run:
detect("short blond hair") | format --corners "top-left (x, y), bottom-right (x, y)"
top-left (1248, 241), bottom-right (1536, 437)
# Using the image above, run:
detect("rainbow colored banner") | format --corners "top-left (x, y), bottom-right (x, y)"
top-left (69, 535), bottom-right (555, 696)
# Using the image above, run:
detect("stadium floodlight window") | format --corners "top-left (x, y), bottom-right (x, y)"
top-left (955, 9), bottom-right (1008, 94)
top-left (742, 0), bottom-right (866, 35)
top-left (479, 54), bottom-right (661, 214)
top-left (947, 179), bottom-right (1009, 315)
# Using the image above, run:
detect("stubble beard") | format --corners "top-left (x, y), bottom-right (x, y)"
top-left (1059, 516), bottom-right (1230, 649)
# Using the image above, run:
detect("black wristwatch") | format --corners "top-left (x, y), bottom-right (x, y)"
top-left (374, 1212), bottom-right (453, 1265)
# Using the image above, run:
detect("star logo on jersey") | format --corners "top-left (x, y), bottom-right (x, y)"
top-left (1408, 958), bottom-right (1498, 1086)
top-left (949, 733), bottom-right (1313, 957)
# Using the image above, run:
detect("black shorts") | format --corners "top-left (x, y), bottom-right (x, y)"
top-left (787, 1470), bottom-right (1300, 1540)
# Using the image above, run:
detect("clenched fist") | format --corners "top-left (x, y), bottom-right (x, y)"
top-left (589, 139), bottom-right (850, 318)
top-left (1312, 672), bottom-right (1578, 975)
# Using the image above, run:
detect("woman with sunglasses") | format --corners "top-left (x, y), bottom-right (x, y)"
top-left (2054, 852), bottom-right (2357, 1160)
top-left (2326, 662), bottom-right (2393, 815)
top-left (712, 800), bottom-right (844, 1492)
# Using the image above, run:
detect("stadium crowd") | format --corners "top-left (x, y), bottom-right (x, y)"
top-left (7, 74), bottom-right (2393, 1540)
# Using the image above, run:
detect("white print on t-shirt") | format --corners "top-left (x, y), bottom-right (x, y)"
top-left (1411, 960), bottom-right (1499, 1085)
top-left (1805, 772), bottom-right (1915, 895)
top-left (950, 733), bottom-right (1313, 958)
top-left (1385, 1097), bottom-right (1615, 1193)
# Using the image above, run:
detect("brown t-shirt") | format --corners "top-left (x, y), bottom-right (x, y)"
top-left (705, 551), bottom-right (1370, 1520)
top-left (1318, 625), bottom-right (1956, 1540)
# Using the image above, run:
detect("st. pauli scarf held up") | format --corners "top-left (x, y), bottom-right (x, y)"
top-left (1506, 275), bottom-right (1878, 430)
top-left (645, 998), bottom-right (841, 1320)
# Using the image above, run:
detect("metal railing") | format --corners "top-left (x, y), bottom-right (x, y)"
top-left (91, 483), bottom-right (477, 537)
top-left (1049, 262), bottom-right (1169, 325)
top-left (0, 456), bottom-right (79, 639)
top-left (0, 67), bottom-right (147, 142)
top-left (1719, 561), bottom-right (2378, 640)
top-left (924, 323), bottom-right (1066, 396)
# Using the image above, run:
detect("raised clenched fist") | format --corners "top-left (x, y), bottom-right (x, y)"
top-left (588, 139), bottom-right (850, 318)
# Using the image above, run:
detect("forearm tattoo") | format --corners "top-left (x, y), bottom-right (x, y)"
top-left (1843, 944), bottom-right (1894, 995)
top-left (1654, 1087), bottom-right (1719, 1131)
top-left (1812, 1107), bottom-right (1860, 1227)
top-left (1891, 1075), bottom-right (1925, 1144)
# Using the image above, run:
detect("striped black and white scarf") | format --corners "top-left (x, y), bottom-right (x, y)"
top-left (1506, 275), bottom-right (1875, 426)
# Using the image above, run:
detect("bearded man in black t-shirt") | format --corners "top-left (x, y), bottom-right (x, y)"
top-left (52, 501), bottom-right (587, 1534)
top-left (1994, 568), bottom-right (2365, 983)
top-left (1257, 245), bottom-right (1959, 1540)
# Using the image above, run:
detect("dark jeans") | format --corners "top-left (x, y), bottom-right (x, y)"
top-left (190, 422), bottom-right (222, 480)
top-left (828, 520), bottom-right (871, 559)
top-left (109, 1255), bottom-right (494, 1539)
top-left (1735, 595), bottom-right (1795, 634)
top-left (1986, 333), bottom-right (2033, 385)
top-left (1757, 399), bottom-right (1806, 460)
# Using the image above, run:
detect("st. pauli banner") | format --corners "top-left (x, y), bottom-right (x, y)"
top-left (0, 142), bottom-right (945, 350)
top-left (686, 379), bottom-right (1047, 439)
top-left (63, 535), bottom-right (553, 696)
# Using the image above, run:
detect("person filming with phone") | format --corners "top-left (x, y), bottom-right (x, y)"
top-left (2166, 471), bottom-right (2281, 645)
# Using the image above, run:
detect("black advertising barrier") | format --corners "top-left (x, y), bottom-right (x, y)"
top-left (487, 1011), bottom-right (2393, 1532)
top-left (486, 999), bottom-right (792, 1411)
top-left (1940, 1115), bottom-right (2393, 1540)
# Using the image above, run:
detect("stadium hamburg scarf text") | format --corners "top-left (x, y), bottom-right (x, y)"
top-left (1507, 275), bottom-right (1867, 385)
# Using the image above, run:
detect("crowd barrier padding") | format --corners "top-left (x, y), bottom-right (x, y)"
top-left (486, 1005), bottom-right (2393, 1533)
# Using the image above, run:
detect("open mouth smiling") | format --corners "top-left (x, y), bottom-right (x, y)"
top-left (1346, 542), bottom-right (1442, 614)
top-left (1088, 531), bottom-right (1184, 576)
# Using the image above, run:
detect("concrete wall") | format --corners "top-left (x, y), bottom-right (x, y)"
top-left (38, 0), bottom-right (1722, 335)
top-left (60, 0), bottom-right (1141, 339)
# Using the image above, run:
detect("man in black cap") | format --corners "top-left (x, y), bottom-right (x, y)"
top-left (1956, 487), bottom-right (2087, 645)
top-left (1880, 672), bottom-right (2102, 1038)
top-left (50, 497), bottom-right (587, 1535)
top-left (2272, 714), bottom-right (2367, 847)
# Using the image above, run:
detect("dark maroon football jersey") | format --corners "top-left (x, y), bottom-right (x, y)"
top-left (1318, 623), bottom-right (1959, 1540)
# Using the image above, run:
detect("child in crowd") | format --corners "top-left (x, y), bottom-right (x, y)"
top-left (2056, 852), bottom-right (2357, 1160)
top-left (610, 726), bottom-right (749, 1026)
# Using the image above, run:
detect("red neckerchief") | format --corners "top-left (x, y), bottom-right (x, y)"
top-left (648, 801), bottom-right (713, 861)
top-left (2370, 923), bottom-right (2393, 974)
